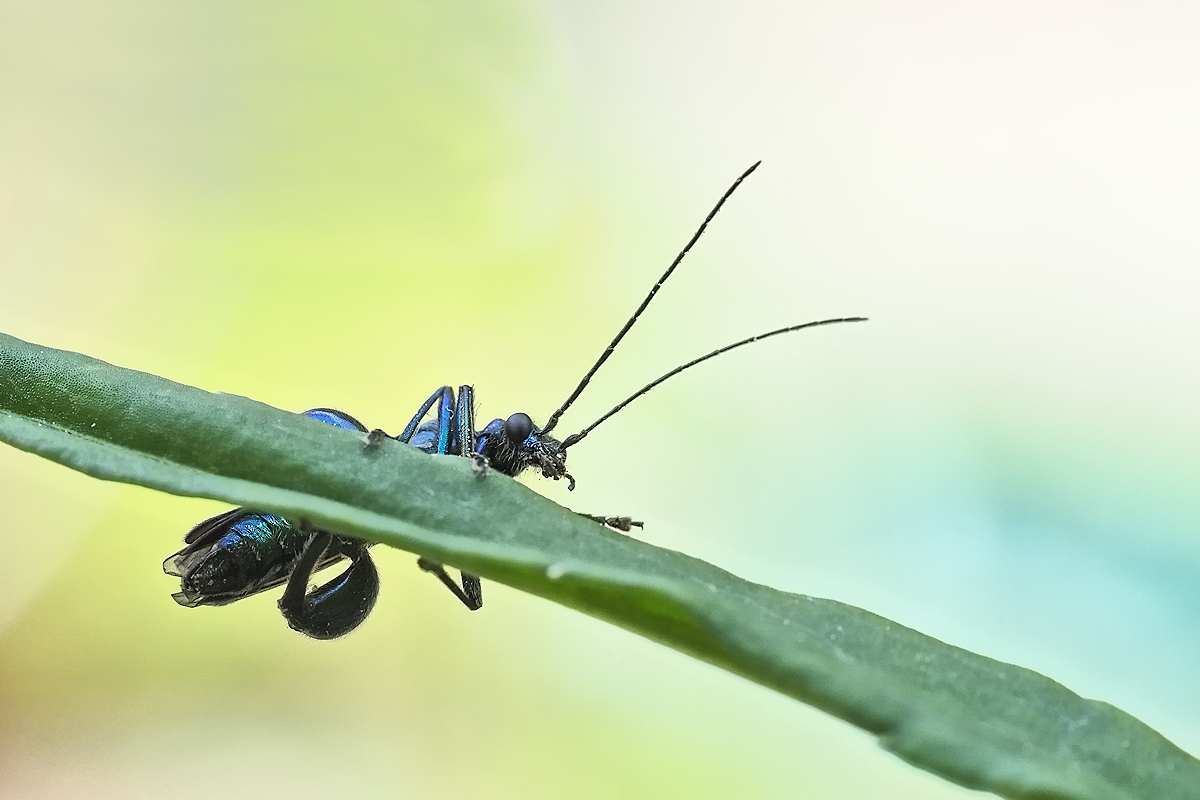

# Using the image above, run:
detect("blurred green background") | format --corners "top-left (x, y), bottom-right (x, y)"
top-left (1, 2), bottom-right (1198, 798)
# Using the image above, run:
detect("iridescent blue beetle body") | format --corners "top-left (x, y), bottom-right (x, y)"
top-left (165, 394), bottom-right (571, 639)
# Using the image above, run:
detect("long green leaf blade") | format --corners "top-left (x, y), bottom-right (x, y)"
top-left (0, 330), bottom-right (1195, 799)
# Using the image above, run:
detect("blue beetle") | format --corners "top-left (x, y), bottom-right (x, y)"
top-left (163, 162), bottom-right (866, 639)
top-left (164, 395), bottom-right (572, 638)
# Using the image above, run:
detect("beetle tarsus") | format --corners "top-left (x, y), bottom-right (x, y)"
top-left (470, 452), bottom-right (490, 477)
top-left (578, 513), bottom-right (644, 532)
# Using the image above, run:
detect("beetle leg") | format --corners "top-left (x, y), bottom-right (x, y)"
top-left (279, 530), bottom-right (380, 639)
top-left (398, 386), bottom-right (453, 444)
top-left (577, 513), bottom-right (644, 532)
top-left (406, 385), bottom-right (484, 610)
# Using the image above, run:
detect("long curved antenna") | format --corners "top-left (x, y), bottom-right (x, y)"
top-left (540, 161), bottom-right (762, 436)
top-left (559, 316), bottom-right (867, 450)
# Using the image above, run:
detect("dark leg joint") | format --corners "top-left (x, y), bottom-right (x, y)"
top-left (470, 452), bottom-right (490, 477)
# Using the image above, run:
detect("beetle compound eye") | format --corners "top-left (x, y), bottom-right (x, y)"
top-left (503, 412), bottom-right (533, 443)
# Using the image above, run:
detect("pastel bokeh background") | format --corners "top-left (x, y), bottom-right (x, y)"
top-left (2, 2), bottom-right (1198, 798)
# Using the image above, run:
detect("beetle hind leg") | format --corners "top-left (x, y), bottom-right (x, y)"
top-left (279, 531), bottom-right (380, 639)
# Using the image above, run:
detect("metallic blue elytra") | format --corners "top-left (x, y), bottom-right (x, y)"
top-left (163, 162), bottom-right (865, 640)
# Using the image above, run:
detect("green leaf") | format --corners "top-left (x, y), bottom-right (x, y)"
top-left (0, 329), bottom-right (1195, 800)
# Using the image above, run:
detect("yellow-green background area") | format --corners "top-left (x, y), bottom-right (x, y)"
top-left (2, 2), bottom-right (1198, 798)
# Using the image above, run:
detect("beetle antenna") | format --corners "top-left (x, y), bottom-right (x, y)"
top-left (539, 161), bottom-right (762, 436)
top-left (558, 316), bottom-right (867, 450)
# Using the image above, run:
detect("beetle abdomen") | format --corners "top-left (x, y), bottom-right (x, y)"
top-left (172, 514), bottom-right (305, 607)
